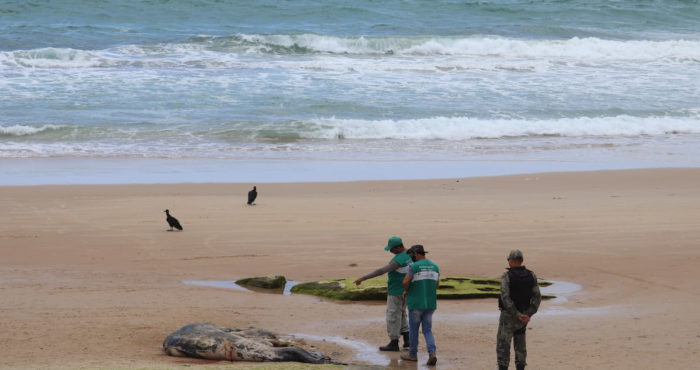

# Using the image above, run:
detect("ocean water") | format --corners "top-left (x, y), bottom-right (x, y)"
top-left (2, 0), bottom-right (699, 184)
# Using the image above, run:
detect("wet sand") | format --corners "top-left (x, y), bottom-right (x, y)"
top-left (1, 168), bottom-right (699, 369)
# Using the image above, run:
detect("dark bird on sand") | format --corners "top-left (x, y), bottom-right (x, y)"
top-left (247, 186), bottom-right (257, 205)
top-left (164, 209), bottom-right (183, 231)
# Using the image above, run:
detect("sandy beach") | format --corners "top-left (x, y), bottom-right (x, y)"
top-left (1, 168), bottom-right (699, 369)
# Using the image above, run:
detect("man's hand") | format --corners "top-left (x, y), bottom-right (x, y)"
top-left (353, 278), bottom-right (362, 286)
top-left (518, 314), bottom-right (530, 323)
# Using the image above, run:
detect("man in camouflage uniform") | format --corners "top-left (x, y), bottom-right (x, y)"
top-left (497, 249), bottom-right (541, 370)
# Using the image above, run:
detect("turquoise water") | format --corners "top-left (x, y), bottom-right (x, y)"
top-left (2, 1), bottom-right (699, 184)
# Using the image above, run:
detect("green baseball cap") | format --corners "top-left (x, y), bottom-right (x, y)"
top-left (384, 236), bottom-right (403, 251)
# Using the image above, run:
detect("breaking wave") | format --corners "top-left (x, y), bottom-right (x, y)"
top-left (0, 124), bottom-right (65, 137)
top-left (304, 114), bottom-right (700, 140)
top-left (2, 35), bottom-right (699, 69)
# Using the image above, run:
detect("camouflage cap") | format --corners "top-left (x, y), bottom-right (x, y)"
top-left (507, 249), bottom-right (523, 260)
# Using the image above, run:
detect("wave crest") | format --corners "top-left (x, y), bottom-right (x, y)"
top-left (188, 34), bottom-right (700, 60)
top-left (303, 115), bottom-right (700, 140)
top-left (3, 35), bottom-right (699, 69)
top-left (0, 48), bottom-right (102, 68)
top-left (0, 124), bottom-right (64, 136)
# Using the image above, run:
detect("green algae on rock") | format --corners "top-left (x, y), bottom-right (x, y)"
top-left (291, 276), bottom-right (553, 301)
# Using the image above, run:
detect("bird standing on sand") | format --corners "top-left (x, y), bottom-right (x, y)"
top-left (164, 209), bottom-right (183, 231)
top-left (247, 186), bottom-right (258, 205)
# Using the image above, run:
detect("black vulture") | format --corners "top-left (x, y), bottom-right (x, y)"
top-left (164, 209), bottom-right (183, 231)
top-left (247, 186), bottom-right (257, 205)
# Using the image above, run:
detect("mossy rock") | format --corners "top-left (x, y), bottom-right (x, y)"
top-left (290, 279), bottom-right (386, 300)
top-left (236, 275), bottom-right (287, 289)
top-left (291, 276), bottom-right (553, 301)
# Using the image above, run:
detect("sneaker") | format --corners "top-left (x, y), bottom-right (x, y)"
top-left (427, 354), bottom-right (437, 366)
top-left (400, 354), bottom-right (418, 361)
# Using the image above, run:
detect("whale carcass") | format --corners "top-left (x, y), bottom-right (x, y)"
top-left (163, 322), bottom-right (332, 364)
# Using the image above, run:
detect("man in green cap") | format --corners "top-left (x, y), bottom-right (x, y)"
top-left (497, 249), bottom-right (542, 370)
top-left (354, 236), bottom-right (412, 351)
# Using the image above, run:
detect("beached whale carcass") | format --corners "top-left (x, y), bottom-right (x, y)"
top-left (163, 322), bottom-right (332, 364)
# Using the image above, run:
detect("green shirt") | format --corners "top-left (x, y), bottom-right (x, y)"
top-left (406, 259), bottom-right (440, 310)
top-left (387, 252), bottom-right (413, 296)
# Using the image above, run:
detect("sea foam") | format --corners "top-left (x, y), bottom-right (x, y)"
top-left (3, 36), bottom-right (699, 70)
top-left (0, 124), bottom-right (64, 136)
top-left (306, 115), bottom-right (700, 140)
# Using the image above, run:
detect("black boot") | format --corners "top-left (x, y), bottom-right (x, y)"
top-left (499, 366), bottom-right (508, 370)
top-left (379, 339), bottom-right (400, 351)
top-left (516, 365), bottom-right (525, 370)
top-left (401, 331), bottom-right (410, 348)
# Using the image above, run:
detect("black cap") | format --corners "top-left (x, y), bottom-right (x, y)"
top-left (408, 244), bottom-right (427, 255)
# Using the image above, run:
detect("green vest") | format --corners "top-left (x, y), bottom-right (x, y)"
top-left (387, 252), bottom-right (412, 296)
top-left (406, 259), bottom-right (440, 310)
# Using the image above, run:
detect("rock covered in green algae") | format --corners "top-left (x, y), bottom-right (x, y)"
top-left (236, 275), bottom-right (287, 289)
top-left (291, 276), bottom-right (552, 301)
top-left (291, 279), bottom-right (386, 300)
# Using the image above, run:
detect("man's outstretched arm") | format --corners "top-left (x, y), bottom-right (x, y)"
top-left (354, 261), bottom-right (400, 285)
